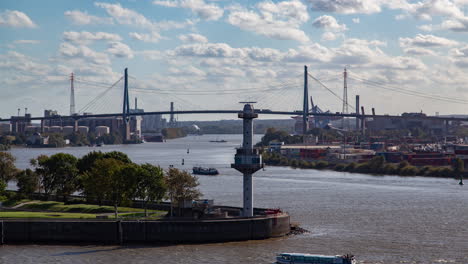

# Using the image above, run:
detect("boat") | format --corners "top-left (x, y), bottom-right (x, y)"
top-left (209, 139), bottom-right (227, 143)
top-left (192, 167), bottom-right (219, 175)
top-left (276, 253), bottom-right (356, 264)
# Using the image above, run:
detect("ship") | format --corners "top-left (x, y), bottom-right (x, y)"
top-left (192, 167), bottom-right (219, 175)
top-left (276, 253), bottom-right (355, 264)
top-left (143, 135), bottom-right (164, 142)
top-left (209, 139), bottom-right (227, 143)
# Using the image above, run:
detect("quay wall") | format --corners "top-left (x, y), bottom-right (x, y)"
top-left (0, 214), bottom-right (290, 244)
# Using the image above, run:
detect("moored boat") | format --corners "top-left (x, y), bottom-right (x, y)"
top-left (192, 166), bottom-right (219, 175)
top-left (276, 253), bottom-right (355, 264)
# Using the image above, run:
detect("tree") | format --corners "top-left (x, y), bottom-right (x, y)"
top-left (47, 133), bottom-right (66, 147)
top-left (16, 169), bottom-right (40, 198)
top-left (32, 153), bottom-right (78, 201)
top-left (166, 168), bottom-right (201, 205)
top-left (0, 152), bottom-right (18, 185)
top-left (77, 151), bottom-right (132, 175)
top-left (136, 164), bottom-right (166, 216)
top-left (81, 158), bottom-right (138, 217)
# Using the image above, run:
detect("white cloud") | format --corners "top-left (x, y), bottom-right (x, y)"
top-left (138, 50), bottom-right (163, 60)
top-left (307, 0), bottom-right (384, 14)
top-left (13, 40), bottom-right (40, 44)
top-left (227, 0), bottom-right (310, 42)
top-left (153, 0), bottom-right (224, 21)
top-left (169, 65), bottom-right (206, 76)
top-left (152, 1), bottom-right (178, 7)
top-left (171, 42), bottom-right (285, 62)
top-left (0, 10), bottom-right (37, 28)
top-left (63, 31), bottom-right (122, 45)
top-left (403, 47), bottom-right (437, 55)
top-left (312, 15), bottom-right (348, 32)
top-left (59, 43), bottom-right (111, 65)
top-left (352, 18), bottom-right (360, 23)
top-left (95, 2), bottom-right (197, 32)
top-left (399, 34), bottom-right (459, 48)
top-left (0, 51), bottom-right (50, 75)
top-left (321, 32), bottom-right (339, 41)
top-left (129, 32), bottom-right (162, 43)
top-left (106, 42), bottom-right (134, 59)
top-left (95, 2), bottom-right (156, 29)
top-left (64, 10), bottom-right (113, 25)
top-left (178, 33), bottom-right (208, 43)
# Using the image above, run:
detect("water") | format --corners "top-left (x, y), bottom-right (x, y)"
top-left (1, 134), bottom-right (467, 264)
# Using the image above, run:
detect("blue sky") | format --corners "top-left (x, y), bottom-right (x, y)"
top-left (1, 0), bottom-right (468, 120)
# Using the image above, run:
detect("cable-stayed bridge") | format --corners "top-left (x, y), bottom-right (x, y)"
top-left (1, 66), bottom-right (467, 140)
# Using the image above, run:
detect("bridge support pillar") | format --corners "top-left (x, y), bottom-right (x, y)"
top-left (74, 120), bottom-right (78, 133)
top-left (40, 120), bottom-right (44, 133)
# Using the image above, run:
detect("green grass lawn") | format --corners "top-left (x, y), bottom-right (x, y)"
top-left (0, 199), bottom-right (167, 219)
top-left (16, 201), bottom-right (158, 214)
top-left (0, 211), bottom-right (100, 219)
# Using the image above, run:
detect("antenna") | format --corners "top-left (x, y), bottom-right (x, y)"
top-left (342, 67), bottom-right (348, 129)
top-left (70, 72), bottom-right (76, 115)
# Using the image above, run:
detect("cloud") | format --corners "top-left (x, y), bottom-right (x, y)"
top-left (153, 1), bottom-right (178, 7)
top-left (0, 10), bottom-right (37, 28)
top-left (59, 42), bottom-right (111, 65)
top-left (64, 10), bottom-right (113, 25)
top-left (227, 0), bottom-right (310, 42)
top-left (0, 51), bottom-right (50, 75)
top-left (95, 2), bottom-right (155, 29)
top-left (307, 0), bottom-right (383, 14)
top-left (405, 0), bottom-right (464, 21)
top-left (153, 0), bottom-right (224, 21)
top-left (178, 33), bottom-right (208, 43)
top-left (171, 42), bottom-right (285, 62)
top-left (312, 15), bottom-right (348, 32)
top-left (403, 47), bottom-right (437, 55)
top-left (321, 32), bottom-right (339, 41)
top-left (95, 2), bottom-right (197, 31)
top-left (352, 18), bottom-right (360, 23)
top-left (399, 34), bottom-right (459, 48)
top-left (63, 31), bottom-right (122, 45)
top-left (106, 42), bottom-right (134, 59)
top-left (129, 32), bottom-right (162, 43)
top-left (169, 65), bottom-right (206, 76)
top-left (13, 40), bottom-right (40, 44)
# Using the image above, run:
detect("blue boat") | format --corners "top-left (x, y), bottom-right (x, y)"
top-left (276, 253), bottom-right (355, 264)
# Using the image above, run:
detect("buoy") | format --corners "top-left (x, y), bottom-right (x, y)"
top-left (187, 149), bottom-right (190, 154)
top-left (182, 158), bottom-right (185, 165)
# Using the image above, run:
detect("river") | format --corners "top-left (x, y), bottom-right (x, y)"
top-left (1, 134), bottom-right (467, 264)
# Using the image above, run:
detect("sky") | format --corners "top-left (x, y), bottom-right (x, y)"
top-left (1, 0), bottom-right (468, 121)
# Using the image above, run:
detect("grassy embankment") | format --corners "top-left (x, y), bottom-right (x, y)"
top-left (0, 199), bottom-right (166, 219)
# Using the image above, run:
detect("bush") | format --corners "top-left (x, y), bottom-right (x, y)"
top-left (334, 164), bottom-right (346, 171)
top-left (383, 164), bottom-right (398, 175)
top-left (400, 165), bottom-right (419, 176)
top-left (344, 162), bottom-right (356, 172)
top-left (315, 161), bottom-right (329, 169)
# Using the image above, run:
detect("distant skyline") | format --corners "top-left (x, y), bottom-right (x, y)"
top-left (1, 0), bottom-right (468, 120)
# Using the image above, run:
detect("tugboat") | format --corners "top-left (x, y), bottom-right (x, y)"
top-left (276, 253), bottom-right (356, 264)
top-left (192, 167), bottom-right (219, 175)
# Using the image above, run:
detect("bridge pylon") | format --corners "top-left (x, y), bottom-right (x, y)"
top-left (303, 65), bottom-right (309, 138)
top-left (122, 68), bottom-right (130, 141)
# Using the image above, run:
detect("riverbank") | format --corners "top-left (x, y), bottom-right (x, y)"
top-left (262, 152), bottom-right (464, 178)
